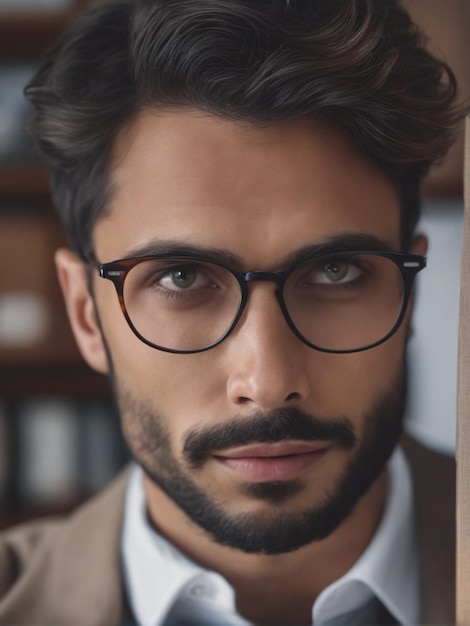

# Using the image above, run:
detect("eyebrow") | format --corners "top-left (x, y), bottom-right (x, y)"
top-left (121, 233), bottom-right (395, 269)
top-left (283, 233), bottom-right (395, 266)
top-left (123, 241), bottom-right (241, 267)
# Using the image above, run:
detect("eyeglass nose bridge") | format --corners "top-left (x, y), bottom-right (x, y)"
top-left (236, 269), bottom-right (293, 333)
top-left (243, 270), bottom-right (285, 286)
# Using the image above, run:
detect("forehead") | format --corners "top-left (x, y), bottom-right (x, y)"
top-left (93, 109), bottom-right (401, 265)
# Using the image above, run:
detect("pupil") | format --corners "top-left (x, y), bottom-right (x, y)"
top-left (325, 262), bottom-right (348, 282)
top-left (172, 266), bottom-right (197, 288)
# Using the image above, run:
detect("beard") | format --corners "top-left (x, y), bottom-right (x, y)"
top-left (112, 367), bottom-right (407, 555)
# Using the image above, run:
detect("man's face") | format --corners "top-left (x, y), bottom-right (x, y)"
top-left (89, 110), bottom-right (420, 554)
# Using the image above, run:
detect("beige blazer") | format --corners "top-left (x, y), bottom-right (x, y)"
top-left (0, 435), bottom-right (456, 626)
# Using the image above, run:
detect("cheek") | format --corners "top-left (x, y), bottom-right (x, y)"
top-left (310, 326), bottom-right (407, 421)
top-left (99, 293), bottom-right (229, 436)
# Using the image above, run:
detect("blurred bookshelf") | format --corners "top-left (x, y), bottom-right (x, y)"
top-left (0, 395), bottom-right (130, 529)
top-left (0, 0), bottom-right (129, 529)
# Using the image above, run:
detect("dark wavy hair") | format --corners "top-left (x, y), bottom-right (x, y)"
top-left (25, 0), bottom-right (461, 261)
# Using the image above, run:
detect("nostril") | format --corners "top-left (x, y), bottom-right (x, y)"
top-left (285, 392), bottom-right (301, 402)
top-left (238, 396), bottom-right (251, 404)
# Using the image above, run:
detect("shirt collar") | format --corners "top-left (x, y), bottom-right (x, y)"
top-left (313, 446), bottom-right (419, 625)
top-left (122, 446), bottom-right (417, 626)
top-left (121, 467), bottom-right (205, 625)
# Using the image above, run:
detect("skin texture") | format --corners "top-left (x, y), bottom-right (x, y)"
top-left (56, 110), bottom-right (426, 625)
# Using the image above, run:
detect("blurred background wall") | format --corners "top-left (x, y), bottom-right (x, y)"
top-left (403, 0), bottom-right (469, 454)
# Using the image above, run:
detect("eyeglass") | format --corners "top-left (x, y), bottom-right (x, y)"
top-left (97, 250), bottom-right (426, 354)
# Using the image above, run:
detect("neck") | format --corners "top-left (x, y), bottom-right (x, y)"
top-left (143, 470), bottom-right (388, 624)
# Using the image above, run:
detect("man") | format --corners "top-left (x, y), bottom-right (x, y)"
top-left (0, 0), bottom-right (461, 624)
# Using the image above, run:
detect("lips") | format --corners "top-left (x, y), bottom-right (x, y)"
top-left (213, 441), bottom-right (331, 482)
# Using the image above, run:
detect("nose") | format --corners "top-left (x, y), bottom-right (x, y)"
top-left (225, 283), bottom-right (313, 411)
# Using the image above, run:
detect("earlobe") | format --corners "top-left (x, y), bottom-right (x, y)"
top-left (55, 248), bottom-right (109, 374)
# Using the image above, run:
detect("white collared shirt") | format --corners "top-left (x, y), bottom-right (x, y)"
top-left (122, 447), bottom-right (419, 625)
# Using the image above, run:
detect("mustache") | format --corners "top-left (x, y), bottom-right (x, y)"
top-left (183, 407), bottom-right (356, 467)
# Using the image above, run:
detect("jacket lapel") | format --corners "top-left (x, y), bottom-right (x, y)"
top-left (0, 469), bottom-right (129, 626)
top-left (402, 434), bottom-right (456, 624)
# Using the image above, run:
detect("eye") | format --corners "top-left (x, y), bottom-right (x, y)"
top-left (297, 258), bottom-right (364, 286)
top-left (159, 265), bottom-right (210, 291)
top-left (320, 261), bottom-right (361, 284)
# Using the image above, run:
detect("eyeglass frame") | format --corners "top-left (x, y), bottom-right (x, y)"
top-left (97, 250), bottom-right (426, 355)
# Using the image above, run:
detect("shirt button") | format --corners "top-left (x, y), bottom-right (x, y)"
top-left (188, 582), bottom-right (217, 599)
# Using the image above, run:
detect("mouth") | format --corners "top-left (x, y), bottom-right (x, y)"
top-left (212, 441), bottom-right (331, 482)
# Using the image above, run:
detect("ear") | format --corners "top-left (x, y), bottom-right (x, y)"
top-left (55, 248), bottom-right (109, 374)
top-left (404, 234), bottom-right (428, 339)
top-left (408, 233), bottom-right (428, 256)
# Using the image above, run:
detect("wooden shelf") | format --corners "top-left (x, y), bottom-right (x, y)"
top-left (422, 178), bottom-right (464, 199)
top-left (0, 164), bottom-right (51, 198)
top-left (0, 363), bottom-right (110, 397)
top-left (0, 4), bottom-right (86, 58)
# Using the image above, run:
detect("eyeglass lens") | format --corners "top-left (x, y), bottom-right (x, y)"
top-left (120, 254), bottom-right (405, 353)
